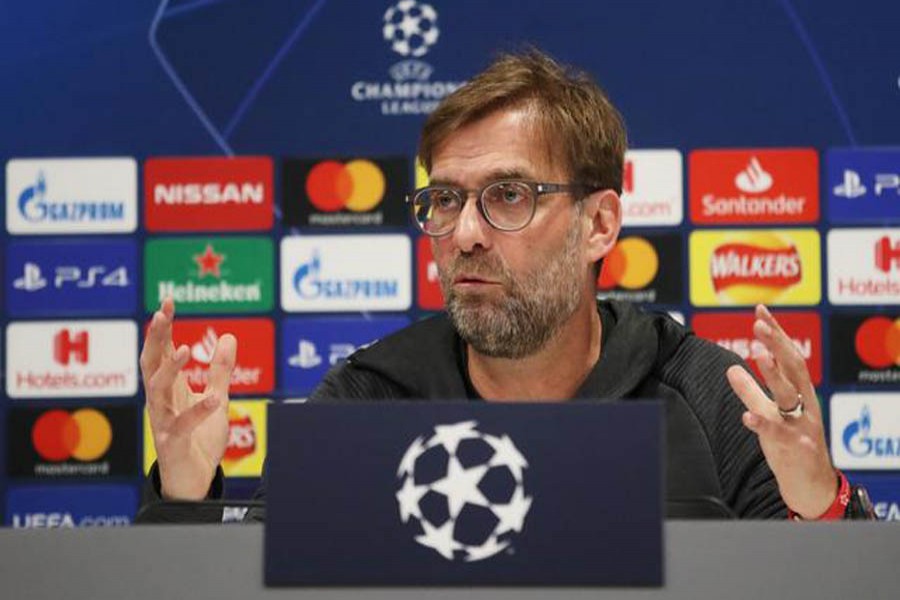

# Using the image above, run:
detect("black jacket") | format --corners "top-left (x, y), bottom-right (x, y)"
top-left (143, 300), bottom-right (787, 520)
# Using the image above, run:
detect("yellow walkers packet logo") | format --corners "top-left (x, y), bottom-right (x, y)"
top-left (690, 229), bottom-right (820, 306)
top-left (144, 400), bottom-right (267, 478)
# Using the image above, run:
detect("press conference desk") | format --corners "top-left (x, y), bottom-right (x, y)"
top-left (0, 522), bottom-right (896, 599)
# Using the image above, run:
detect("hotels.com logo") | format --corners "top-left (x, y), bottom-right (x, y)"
top-left (54, 330), bottom-right (89, 366)
top-left (827, 230), bottom-right (900, 304)
top-left (619, 150), bottom-right (683, 227)
top-left (5, 321), bottom-right (138, 399)
top-left (689, 149), bottom-right (819, 224)
top-left (224, 406), bottom-right (256, 462)
top-left (692, 311), bottom-right (822, 385)
top-left (144, 156), bottom-right (273, 232)
top-left (876, 236), bottom-right (900, 273)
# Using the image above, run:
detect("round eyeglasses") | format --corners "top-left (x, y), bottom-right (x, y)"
top-left (407, 180), bottom-right (593, 237)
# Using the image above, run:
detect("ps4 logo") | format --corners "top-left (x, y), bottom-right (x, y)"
top-left (834, 170), bottom-right (900, 199)
top-left (13, 262), bottom-right (130, 292)
top-left (288, 339), bottom-right (356, 369)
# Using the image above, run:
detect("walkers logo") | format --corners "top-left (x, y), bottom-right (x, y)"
top-left (144, 400), bottom-right (267, 477)
top-left (830, 314), bottom-right (900, 385)
top-left (144, 156), bottom-right (273, 232)
top-left (350, 1), bottom-right (465, 116)
top-left (7, 405), bottom-right (138, 478)
top-left (828, 148), bottom-right (900, 223)
top-left (621, 150), bottom-right (683, 227)
top-left (144, 237), bottom-right (273, 314)
top-left (689, 149), bottom-right (818, 224)
top-left (843, 474), bottom-right (900, 521)
top-left (417, 236), bottom-right (443, 309)
top-left (692, 311), bottom-right (822, 385)
top-left (6, 485), bottom-right (137, 527)
top-left (5, 239), bottom-right (137, 316)
top-left (6, 158), bottom-right (137, 234)
top-left (597, 233), bottom-right (682, 304)
top-left (281, 234), bottom-right (412, 312)
top-left (5, 320), bottom-right (137, 398)
top-left (830, 394), bottom-right (900, 469)
top-left (690, 229), bottom-right (820, 306)
top-left (828, 229), bottom-right (900, 305)
top-left (281, 316), bottom-right (409, 394)
top-left (282, 157), bottom-right (407, 227)
top-left (157, 318), bottom-right (274, 394)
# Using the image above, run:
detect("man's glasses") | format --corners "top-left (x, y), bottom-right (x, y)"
top-left (407, 180), bottom-right (594, 237)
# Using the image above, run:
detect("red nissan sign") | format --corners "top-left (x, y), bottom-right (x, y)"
top-left (144, 156), bottom-right (274, 231)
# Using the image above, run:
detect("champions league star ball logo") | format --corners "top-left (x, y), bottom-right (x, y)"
top-left (382, 0), bottom-right (439, 58)
top-left (395, 421), bottom-right (533, 562)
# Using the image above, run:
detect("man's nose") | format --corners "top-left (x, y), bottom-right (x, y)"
top-left (452, 195), bottom-right (492, 253)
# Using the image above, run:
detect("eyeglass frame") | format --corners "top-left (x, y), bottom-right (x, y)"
top-left (406, 180), bottom-right (598, 237)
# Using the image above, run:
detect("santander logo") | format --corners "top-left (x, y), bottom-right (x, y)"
top-left (734, 157), bottom-right (773, 193)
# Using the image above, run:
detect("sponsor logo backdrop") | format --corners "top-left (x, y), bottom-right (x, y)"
top-left (2, 0), bottom-right (900, 519)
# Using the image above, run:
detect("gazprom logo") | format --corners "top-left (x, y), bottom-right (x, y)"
top-left (292, 250), bottom-right (399, 300)
top-left (18, 171), bottom-right (124, 223)
top-left (280, 235), bottom-right (412, 312)
top-left (842, 405), bottom-right (900, 458)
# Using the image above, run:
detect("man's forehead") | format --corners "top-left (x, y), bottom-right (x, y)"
top-left (428, 108), bottom-right (564, 184)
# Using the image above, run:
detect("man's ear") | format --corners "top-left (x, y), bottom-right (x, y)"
top-left (582, 189), bottom-right (622, 263)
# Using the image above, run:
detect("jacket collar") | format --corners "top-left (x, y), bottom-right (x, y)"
top-left (349, 300), bottom-right (684, 401)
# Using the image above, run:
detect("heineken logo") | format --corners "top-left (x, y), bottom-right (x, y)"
top-left (144, 237), bottom-right (273, 314)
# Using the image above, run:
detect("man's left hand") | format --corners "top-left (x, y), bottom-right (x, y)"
top-left (726, 304), bottom-right (838, 519)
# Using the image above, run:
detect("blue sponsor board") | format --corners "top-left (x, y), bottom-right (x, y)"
top-left (827, 148), bottom-right (900, 223)
top-left (847, 474), bottom-right (900, 521)
top-left (6, 484), bottom-right (137, 527)
top-left (281, 316), bottom-right (409, 394)
top-left (4, 239), bottom-right (137, 316)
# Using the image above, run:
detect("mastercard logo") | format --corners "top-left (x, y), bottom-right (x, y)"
top-left (598, 237), bottom-right (659, 289)
top-left (305, 159), bottom-right (386, 213)
top-left (855, 316), bottom-right (900, 369)
top-left (31, 409), bottom-right (112, 462)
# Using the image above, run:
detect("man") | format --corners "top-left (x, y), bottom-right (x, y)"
top-left (141, 49), bottom-right (869, 520)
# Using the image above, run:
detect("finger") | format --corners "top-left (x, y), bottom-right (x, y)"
top-left (140, 298), bottom-right (176, 377)
top-left (741, 410), bottom-right (791, 445)
top-left (755, 305), bottom-right (812, 393)
top-left (755, 351), bottom-right (798, 411)
top-left (170, 393), bottom-right (222, 437)
top-left (754, 305), bottom-right (821, 419)
top-left (204, 333), bottom-right (236, 397)
top-left (146, 344), bottom-right (190, 410)
top-left (726, 365), bottom-right (776, 417)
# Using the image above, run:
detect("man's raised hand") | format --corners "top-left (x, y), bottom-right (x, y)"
top-left (140, 297), bottom-right (236, 500)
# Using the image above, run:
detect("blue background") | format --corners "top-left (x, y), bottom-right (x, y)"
top-left (2, 0), bottom-right (900, 521)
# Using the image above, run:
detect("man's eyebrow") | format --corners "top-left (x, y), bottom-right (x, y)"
top-left (427, 168), bottom-right (536, 188)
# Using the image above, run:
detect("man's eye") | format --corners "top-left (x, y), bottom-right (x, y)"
top-left (431, 190), bottom-right (459, 210)
top-left (496, 184), bottom-right (527, 204)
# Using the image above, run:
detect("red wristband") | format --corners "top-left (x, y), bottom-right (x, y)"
top-left (787, 470), bottom-right (851, 521)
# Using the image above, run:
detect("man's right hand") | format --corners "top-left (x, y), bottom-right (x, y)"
top-left (140, 297), bottom-right (236, 500)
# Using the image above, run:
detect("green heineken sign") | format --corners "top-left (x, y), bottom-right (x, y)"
top-left (144, 237), bottom-right (273, 313)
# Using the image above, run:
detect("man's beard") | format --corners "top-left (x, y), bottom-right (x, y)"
top-left (439, 224), bottom-right (585, 359)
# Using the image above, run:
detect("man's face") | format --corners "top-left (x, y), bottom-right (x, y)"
top-left (428, 108), bottom-right (592, 359)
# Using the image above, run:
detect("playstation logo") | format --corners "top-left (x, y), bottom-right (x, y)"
top-left (13, 262), bottom-right (48, 291)
top-left (289, 340), bottom-right (323, 369)
top-left (834, 169), bottom-right (867, 199)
